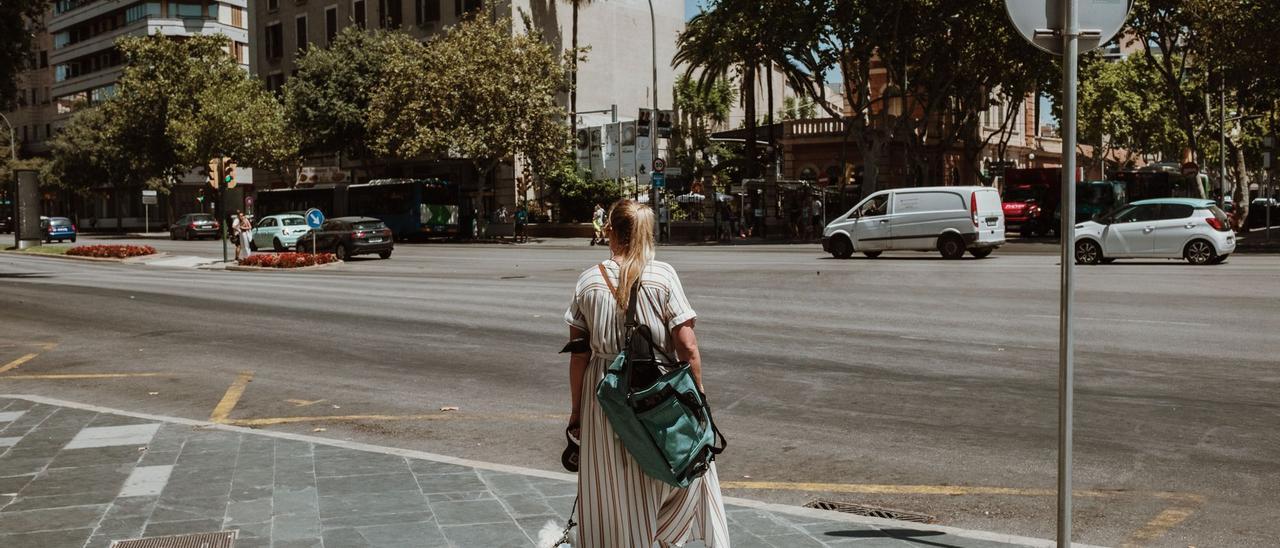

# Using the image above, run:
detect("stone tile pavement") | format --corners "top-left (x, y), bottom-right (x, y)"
top-left (0, 396), bottom-right (1072, 548)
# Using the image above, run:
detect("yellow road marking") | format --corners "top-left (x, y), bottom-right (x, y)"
top-left (0, 373), bottom-right (167, 380)
top-left (285, 399), bottom-right (326, 407)
top-left (210, 371), bottom-right (254, 424)
top-left (227, 412), bottom-right (563, 427)
top-left (39, 342), bottom-right (58, 351)
top-left (0, 353), bottom-right (39, 374)
top-left (1121, 503), bottom-right (1201, 547)
top-left (720, 481), bottom-right (1124, 498)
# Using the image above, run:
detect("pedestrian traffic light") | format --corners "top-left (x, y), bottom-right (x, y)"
top-left (223, 160), bottom-right (237, 189)
top-left (656, 110), bottom-right (673, 139)
top-left (637, 109), bottom-right (652, 137)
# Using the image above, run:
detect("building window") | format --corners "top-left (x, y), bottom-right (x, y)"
top-left (266, 73), bottom-right (286, 95)
top-left (233, 42), bottom-right (248, 64)
top-left (295, 15), bottom-right (308, 51)
top-left (268, 0), bottom-right (279, 11)
top-left (125, 2), bottom-right (159, 22)
top-left (174, 1), bottom-right (204, 18)
top-left (39, 51), bottom-right (48, 68)
top-left (353, 0), bottom-right (366, 27)
top-left (231, 6), bottom-right (245, 27)
top-left (454, 0), bottom-right (480, 18)
top-left (379, 0), bottom-right (402, 28)
top-left (416, 0), bottom-right (439, 25)
top-left (325, 6), bottom-right (338, 44)
top-left (45, 124), bottom-right (51, 139)
top-left (266, 23), bottom-right (284, 59)
top-left (208, 3), bottom-right (219, 18)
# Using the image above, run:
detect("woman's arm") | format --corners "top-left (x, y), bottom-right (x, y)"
top-left (671, 320), bottom-right (703, 392)
top-left (568, 326), bottom-right (590, 431)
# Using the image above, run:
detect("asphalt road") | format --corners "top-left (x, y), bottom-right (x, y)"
top-left (1, 238), bottom-right (1277, 546)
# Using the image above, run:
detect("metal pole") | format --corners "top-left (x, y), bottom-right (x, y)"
top-left (1220, 76), bottom-right (1227, 203)
top-left (648, 0), bottom-right (659, 239)
top-left (1058, 1), bottom-right (1078, 546)
top-left (218, 159), bottom-right (228, 263)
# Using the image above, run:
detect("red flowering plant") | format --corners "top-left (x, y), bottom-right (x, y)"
top-left (66, 245), bottom-right (157, 258)
top-left (237, 252), bottom-right (338, 268)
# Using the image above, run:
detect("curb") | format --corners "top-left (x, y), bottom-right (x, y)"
top-left (0, 394), bottom-right (1092, 548)
top-left (0, 250), bottom-right (166, 264)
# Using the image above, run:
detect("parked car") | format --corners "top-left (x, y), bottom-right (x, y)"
top-left (293, 216), bottom-right (393, 260)
top-left (0, 216), bottom-right (11, 233)
top-left (38, 216), bottom-right (77, 243)
top-left (822, 186), bottom-right (1005, 259)
top-left (249, 214), bottom-right (309, 252)
top-left (169, 213), bottom-right (221, 240)
top-left (1073, 198), bottom-right (1235, 265)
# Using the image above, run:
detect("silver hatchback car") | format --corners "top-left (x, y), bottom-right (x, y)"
top-left (1073, 198), bottom-right (1235, 265)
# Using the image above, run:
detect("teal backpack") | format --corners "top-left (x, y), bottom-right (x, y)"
top-left (595, 268), bottom-right (726, 488)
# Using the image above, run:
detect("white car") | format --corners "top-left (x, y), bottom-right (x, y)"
top-left (822, 186), bottom-right (1005, 259)
top-left (1073, 198), bottom-right (1235, 265)
top-left (250, 214), bottom-right (310, 252)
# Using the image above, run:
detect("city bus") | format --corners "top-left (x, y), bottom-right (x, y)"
top-left (348, 179), bottom-right (461, 239)
top-left (254, 185), bottom-right (347, 219)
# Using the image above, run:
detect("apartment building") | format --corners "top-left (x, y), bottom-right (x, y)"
top-left (249, 0), bottom-right (686, 213)
top-left (4, 0), bottom-right (252, 227)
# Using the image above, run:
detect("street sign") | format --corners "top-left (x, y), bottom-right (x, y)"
top-left (1005, 0), bottom-right (1132, 55)
top-left (140, 190), bottom-right (158, 205)
top-left (305, 208), bottom-right (325, 228)
top-left (651, 172), bottom-right (666, 189)
top-left (653, 158), bottom-right (666, 174)
top-left (665, 166), bottom-right (683, 177)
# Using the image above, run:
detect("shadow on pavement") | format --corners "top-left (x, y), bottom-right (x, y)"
top-left (826, 528), bottom-right (966, 547)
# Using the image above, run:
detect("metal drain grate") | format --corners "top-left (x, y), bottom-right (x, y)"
top-left (804, 499), bottom-right (936, 524)
top-left (111, 531), bottom-right (237, 548)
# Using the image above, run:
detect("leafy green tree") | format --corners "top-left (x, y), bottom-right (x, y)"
top-left (367, 16), bottom-right (570, 186)
top-left (0, 0), bottom-right (46, 110)
top-left (284, 27), bottom-right (420, 178)
top-left (779, 97), bottom-right (815, 121)
top-left (45, 102), bottom-right (137, 228)
top-left (1076, 54), bottom-right (1183, 171)
top-left (671, 75), bottom-right (732, 181)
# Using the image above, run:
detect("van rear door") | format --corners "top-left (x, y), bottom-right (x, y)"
top-left (972, 188), bottom-right (1005, 244)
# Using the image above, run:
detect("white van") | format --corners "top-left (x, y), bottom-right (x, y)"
top-left (822, 186), bottom-right (1005, 259)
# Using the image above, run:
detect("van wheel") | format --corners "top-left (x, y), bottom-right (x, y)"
top-left (970, 247), bottom-right (993, 259)
top-left (830, 236), bottom-right (853, 259)
top-left (862, 250), bottom-right (882, 259)
top-left (1184, 239), bottom-right (1216, 265)
top-left (1075, 240), bottom-right (1102, 265)
top-left (938, 235), bottom-right (965, 259)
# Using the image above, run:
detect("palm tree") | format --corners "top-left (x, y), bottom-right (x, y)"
top-left (675, 0), bottom-right (814, 180)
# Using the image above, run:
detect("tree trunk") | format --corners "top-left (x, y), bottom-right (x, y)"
top-left (1232, 141), bottom-right (1250, 232)
top-left (113, 179), bottom-right (123, 231)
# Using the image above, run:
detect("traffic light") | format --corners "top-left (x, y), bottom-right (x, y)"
top-left (637, 109), bottom-right (652, 137)
top-left (207, 158), bottom-right (220, 189)
top-left (223, 159), bottom-right (237, 189)
top-left (656, 110), bottom-right (673, 139)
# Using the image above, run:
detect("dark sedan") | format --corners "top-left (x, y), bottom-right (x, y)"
top-left (294, 217), bottom-right (393, 260)
top-left (169, 213), bottom-right (221, 240)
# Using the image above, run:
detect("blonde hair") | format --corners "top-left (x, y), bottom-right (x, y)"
top-left (606, 199), bottom-right (656, 311)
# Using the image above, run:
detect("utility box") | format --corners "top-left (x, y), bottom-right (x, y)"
top-left (15, 170), bottom-right (41, 249)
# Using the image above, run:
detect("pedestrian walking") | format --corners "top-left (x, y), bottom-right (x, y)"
top-left (591, 203), bottom-right (606, 246)
top-left (811, 196), bottom-right (824, 240)
top-left (562, 199), bottom-right (729, 547)
top-left (514, 204), bottom-right (528, 243)
top-left (235, 212), bottom-right (253, 260)
top-left (658, 203), bottom-right (671, 243)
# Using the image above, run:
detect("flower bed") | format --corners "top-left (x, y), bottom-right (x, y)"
top-left (238, 252), bottom-right (339, 269)
top-left (66, 244), bottom-right (157, 259)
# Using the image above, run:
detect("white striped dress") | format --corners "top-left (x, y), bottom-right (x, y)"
top-left (564, 259), bottom-right (731, 548)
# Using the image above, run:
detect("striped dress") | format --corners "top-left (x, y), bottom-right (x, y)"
top-left (564, 259), bottom-right (731, 548)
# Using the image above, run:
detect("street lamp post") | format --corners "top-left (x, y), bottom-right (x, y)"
top-left (648, 0), bottom-right (659, 240)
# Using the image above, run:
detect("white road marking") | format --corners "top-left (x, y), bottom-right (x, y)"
top-left (1025, 314), bottom-right (1209, 328)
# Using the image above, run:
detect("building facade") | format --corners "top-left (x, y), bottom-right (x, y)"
top-left (3, 0), bottom-right (252, 228)
top-left (248, 0), bottom-right (685, 215)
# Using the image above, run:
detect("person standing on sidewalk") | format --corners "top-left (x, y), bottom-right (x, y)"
top-left (563, 199), bottom-right (730, 548)
top-left (591, 203), bottom-right (606, 246)
top-left (236, 212), bottom-right (253, 260)
top-left (658, 203), bottom-right (671, 243)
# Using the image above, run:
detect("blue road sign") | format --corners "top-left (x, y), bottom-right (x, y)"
top-left (305, 208), bottom-right (325, 228)
top-left (651, 173), bottom-right (666, 189)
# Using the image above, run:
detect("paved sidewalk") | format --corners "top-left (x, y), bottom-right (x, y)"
top-left (0, 396), bottom-right (1069, 548)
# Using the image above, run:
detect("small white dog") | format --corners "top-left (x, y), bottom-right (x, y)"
top-left (536, 519), bottom-right (574, 548)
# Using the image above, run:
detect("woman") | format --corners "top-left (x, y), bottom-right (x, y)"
top-left (236, 212), bottom-right (253, 260)
top-left (590, 203), bottom-right (606, 246)
top-left (564, 199), bottom-right (729, 547)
